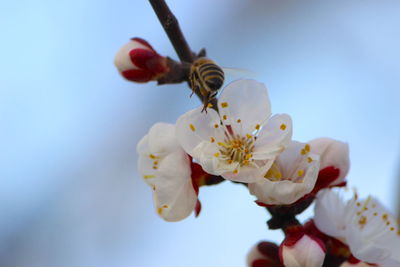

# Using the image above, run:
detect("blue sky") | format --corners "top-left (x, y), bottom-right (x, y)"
top-left (0, 0), bottom-right (399, 266)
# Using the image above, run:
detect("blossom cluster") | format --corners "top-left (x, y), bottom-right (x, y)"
top-left (134, 79), bottom-right (399, 267)
top-left (115, 39), bottom-right (399, 267)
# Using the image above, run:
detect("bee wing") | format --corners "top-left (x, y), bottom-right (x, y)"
top-left (222, 67), bottom-right (258, 79)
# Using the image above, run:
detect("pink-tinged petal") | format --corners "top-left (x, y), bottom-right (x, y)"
top-left (309, 138), bottom-right (350, 186)
top-left (218, 80), bottom-right (271, 135)
top-left (152, 150), bottom-right (197, 222)
top-left (176, 106), bottom-right (222, 157)
top-left (281, 234), bottom-right (326, 267)
top-left (252, 114), bottom-right (292, 160)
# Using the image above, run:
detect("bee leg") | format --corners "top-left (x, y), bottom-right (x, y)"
top-left (201, 93), bottom-right (209, 113)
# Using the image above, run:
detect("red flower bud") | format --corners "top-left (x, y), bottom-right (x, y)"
top-left (114, 37), bottom-right (169, 83)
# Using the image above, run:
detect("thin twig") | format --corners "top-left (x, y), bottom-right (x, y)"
top-left (149, 0), bottom-right (194, 63)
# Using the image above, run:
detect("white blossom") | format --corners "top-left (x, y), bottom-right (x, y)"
top-left (176, 79), bottom-right (292, 183)
top-left (248, 141), bottom-right (320, 205)
top-left (314, 189), bottom-right (400, 267)
top-left (137, 122), bottom-right (197, 222)
top-left (281, 234), bottom-right (326, 267)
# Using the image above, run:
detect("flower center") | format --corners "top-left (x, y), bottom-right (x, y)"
top-left (218, 134), bottom-right (255, 166)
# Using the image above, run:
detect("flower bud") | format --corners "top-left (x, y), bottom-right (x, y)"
top-left (114, 37), bottom-right (169, 83)
top-left (247, 241), bottom-right (283, 267)
top-left (309, 138), bottom-right (350, 188)
top-left (280, 226), bottom-right (326, 267)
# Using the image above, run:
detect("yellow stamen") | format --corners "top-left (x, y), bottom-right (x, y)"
top-left (223, 115), bottom-right (228, 120)
top-left (237, 119), bottom-right (241, 123)
top-left (255, 124), bottom-right (260, 130)
top-left (210, 137), bottom-right (215, 143)
top-left (157, 207), bottom-right (162, 215)
top-left (307, 157), bottom-right (313, 163)
top-left (149, 154), bottom-right (157, 159)
top-left (233, 169), bottom-right (238, 174)
top-left (189, 124), bottom-right (196, 132)
top-left (382, 214), bottom-right (388, 221)
top-left (221, 102), bottom-right (229, 108)
top-left (143, 175), bottom-right (155, 179)
top-left (214, 152), bottom-right (220, 157)
top-left (305, 144), bottom-right (310, 152)
top-left (297, 169), bottom-right (305, 177)
top-left (207, 103), bottom-right (213, 108)
top-left (280, 123), bottom-right (286, 130)
top-left (358, 216), bottom-right (367, 225)
top-left (214, 123), bottom-right (219, 128)
top-left (246, 134), bottom-right (252, 139)
top-left (153, 166), bottom-right (158, 170)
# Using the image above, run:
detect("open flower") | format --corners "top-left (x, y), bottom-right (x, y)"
top-left (280, 226), bottom-right (326, 267)
top-left (248, 141), bottom-right (320, 205)
top-left (176, 79), bottom-right (292, 183)
top-left (314, 188), bottom-right (400, 266)
top-left (137, 122), bottom-right (197, 222)
top-left (114, 37), bottom-right (169, 83)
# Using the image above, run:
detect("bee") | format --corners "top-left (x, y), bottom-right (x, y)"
top-left (189, 57), bottom-right (225, 112)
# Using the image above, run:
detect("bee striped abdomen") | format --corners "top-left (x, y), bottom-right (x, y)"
top-left (189, 57), bottom-right (225, 112)
top-left (198, 62), bottom-right (224, 91)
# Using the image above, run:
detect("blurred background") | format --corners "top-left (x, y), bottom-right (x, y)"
top-left (1, 0), bottom-right (400, 266)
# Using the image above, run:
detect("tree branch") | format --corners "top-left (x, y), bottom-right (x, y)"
top-left (149, 0), bottom-right (194, 63)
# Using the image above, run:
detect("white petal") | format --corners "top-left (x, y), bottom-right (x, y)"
top-left (314, 189), bottom-right (348, 239)
top-left (218, 80), bottom-right (271, 135)
top-left (343, 196), bottom-right (400, 265)
top-left (114, 40), bottom-right (151, 72)
top-left (137, 134), bottom-right (150, 155)
top-left (137, 155), bottom-right (159, 186)
top-left (282, 235), bottom-right (325, 267)
top-left (248, 171), bottom-right (316, 205)
top-left (148, 122), bottom-right (179, 156)
top-left (152, 150), bottom-right (196, 222)
top-left (252, 114), bottom-right (292, 160)
top-left (309, 138), bottom-right (350, 185)
top-left (176, 106), bottom-right (222, 157)
top-left (249, 141), bottom-right (320, 205)
top-left (192, 141), bottom-right (237, 176)
top-left (222, 161), bottom-right (271, 183)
